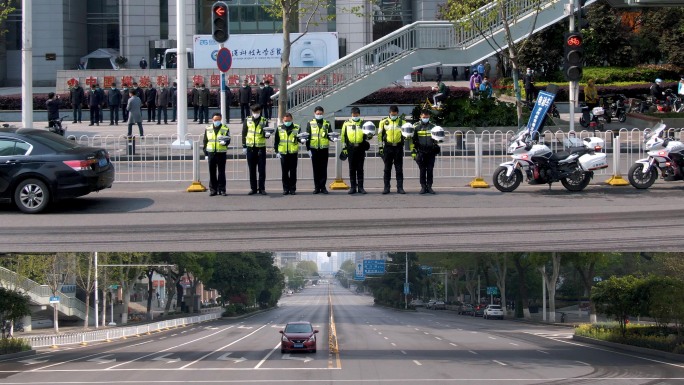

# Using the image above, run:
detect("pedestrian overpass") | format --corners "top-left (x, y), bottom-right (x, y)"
top-left (275, 0), bottom-right (602, 118)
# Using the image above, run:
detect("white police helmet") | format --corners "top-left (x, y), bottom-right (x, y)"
top-left (217, 135), bottom-right (231, 146)
top-left (401, 123), bottom-right (414, 138)
top-left (362, 121), bottom-right (376, 137)
top-left (328, 131), bottom-right (340, 142)
top-left (263, 126), bottom-right (275, 138)
top-left (431, 126), bottom-right (445, 142)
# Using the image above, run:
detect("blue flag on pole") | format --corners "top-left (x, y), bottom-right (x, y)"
top-left (526, 90), bottom-right (557, 136)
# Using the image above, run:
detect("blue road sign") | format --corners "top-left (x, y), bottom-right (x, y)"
top-left (216, 47), bottom-right (232, 72)
top-left (354, 261), bottom-right (365, 281)
top-left (363, 260), bottom-right (385, 275)
top-left (526, 90), bottom-right (556, 135)
top-left (49, 296), bottom-right (60, 303)
top-left (420, 265), bottom-right (433, 276)
top-left (404, 283), bottom-right (410, 295)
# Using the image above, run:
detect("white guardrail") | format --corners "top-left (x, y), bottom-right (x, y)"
top-left (22, 312), bottom-right (221, 348)
top-left (69, 128), bottom-right (682, 184)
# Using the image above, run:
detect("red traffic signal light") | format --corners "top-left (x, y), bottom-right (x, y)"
top-left (212, 2), bottom-right (229, 44)
top-left (563, 32), bottom-right (583, 82)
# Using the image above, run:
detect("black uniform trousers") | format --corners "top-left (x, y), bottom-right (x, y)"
top-left (280, 154), bottom-right (298, 192)
top-left (416, 151), bottom-right (436, 187)
top-left (310, 148), bottom-right (329, 191)
top-left (208, 152), bottom-right (227, 193)
top-left (240, 103), bottom-right (250, 122)
top-left (110, 106), bottom-right (120, 124)
top-left (157, 106), bottom-right (167, 124)
top-left (147, 103), bottom-right (157, 122)
top-left (347, 147), bottom-right (366, 188)
top-left (246, 147), bottom-right (267, 192)
top-left (193, 104), bottom-right (199, 121)
top-left (89, 106), bottom-right (100, 125)
top-left (383, 145), bottom-right (404, 188)
top-left (122, 104), bottom-right (128, 122)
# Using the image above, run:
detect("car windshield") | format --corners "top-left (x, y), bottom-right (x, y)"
top-left (489, 305), bottom-right (501, 310)
top-left (285, 323), bottom-right (312, 333)
top-left (24, 130), bottom-right (82, 151)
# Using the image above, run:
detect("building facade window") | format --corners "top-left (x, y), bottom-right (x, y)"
top-left (87, 0), bottom-right (120, 52)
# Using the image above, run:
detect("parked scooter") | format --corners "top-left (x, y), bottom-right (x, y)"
top-left (493, 127), bottom-right (608, 192)
top-left (604, 94), bottom-right (628, 123)
top-left (628, 123), bottom-right (684, 189)
top-left (579, 104), bottom-right (608, 131)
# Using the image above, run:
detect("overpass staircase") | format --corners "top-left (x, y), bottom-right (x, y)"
top-left (0, 266), bottom-right (94, 321)
top-left (276, 0), bottom-right (598, 118)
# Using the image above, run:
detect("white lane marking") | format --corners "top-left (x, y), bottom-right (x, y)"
top-left (424, 332), bottom-right (430, 335)
top-left (254, 343), bottom-right (281, 369)
top-left (106, 326), bottom-right (232, 370)
top-left (576, 361), bottom-right (591, 366)
top-left (151, 353), bottom-right (180, 363)
top-left (488, 337), bottom-right (496, 340)
top-left (469, 350), bottom-right (478, 355)
top-left (435, 337), bottom-right (442, 341)
top-left (383, 337), bottom-right (388, 340)
top-left (216, 352), bottom-right (246, 363)
top-left (510, 343), bottom-right (519, 346)
top-left (414, 328), bottom-right (420, 331)
top-left (400, 350), bottom-right (407, 355)
top-left (378, 332), bottom-right (382, 335)
top-left (391, 343), bottom-right (396, 346)
top-left (282, 354), bottom-right (313, 363)
top-left (238, 325), bottom-right (254, 330)
top-left (180, 331), bottom-right (187, 334)
top-left (493, 360), bottom-right (507, 366)
top-left (180, 325), bottom-right (263, 369)
top-left (87, 355), bottom-right (116, 364)
top-left (536, 350), bottom-right (549, 355)
top-left (31, 340), bottom-right (154, 372)
top-left (171, 334), bottom-right (178, 337)
top-left (449, 343), bottom-right (458, 347)
top-left (413, 360), bottom-right (422, 366)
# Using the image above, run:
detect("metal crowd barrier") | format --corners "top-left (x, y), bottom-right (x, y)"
top-left (70, 128), bottom-right (683, 184)
top-left (22, 312), bottom-right (221, 348)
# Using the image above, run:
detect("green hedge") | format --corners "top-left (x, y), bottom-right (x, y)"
top-left (575, 323), bottom-right (684, 354)
top-left (0, 338), bottom-right (31, 355)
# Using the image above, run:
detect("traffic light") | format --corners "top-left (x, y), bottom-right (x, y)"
top-left (563, 31), bottom-right (583, 82)
top-left (212, 2), bottom-right (229, 44)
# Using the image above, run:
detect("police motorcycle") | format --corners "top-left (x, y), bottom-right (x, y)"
top-left (628, 123), bottom-right (684, 189)
top-left (493, 88), bottom-right (608, 192)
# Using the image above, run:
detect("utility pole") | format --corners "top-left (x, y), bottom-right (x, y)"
top-left (21, 0), bottom-right (33, 128)
top-left (94, 252), bottom-right (98, 328)
top-left (404, 253), bottom-right (408, 310)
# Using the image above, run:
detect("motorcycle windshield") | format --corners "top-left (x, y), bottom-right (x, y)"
top-left (509, 126), bottom-right (530, 145)
top-left (644, 123), bottom-right (667, 141)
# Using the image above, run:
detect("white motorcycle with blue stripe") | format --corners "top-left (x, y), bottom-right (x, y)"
top-left (493, 127), bottom-right (608, 192)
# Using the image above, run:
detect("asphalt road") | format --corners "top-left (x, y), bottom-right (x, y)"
top-left (2, 180), bottom-right (684, 252)
top-left (1, 285), bottom-right (683, 384)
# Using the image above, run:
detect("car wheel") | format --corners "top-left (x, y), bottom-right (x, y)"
top-left (281, 349), bottom-right (286, 354)
top-left (14, 178), bottom-right (50, 214)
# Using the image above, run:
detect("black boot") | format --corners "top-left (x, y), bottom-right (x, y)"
top-left (427, 185), bottom-right (436, 194)
top-left (348, 187), bottom-right (357, 194)
top-left (419, 185), bottom-right (427, 194)
top-left (382, 184), bottom-right (390, 194)
top-left (397, 181), bottom-right (405, 194)
top-left (358, 180), bottom-right (367, 194)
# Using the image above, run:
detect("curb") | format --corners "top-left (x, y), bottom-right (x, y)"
top-left (573, 335), bottom-right (684, 363)
top-left (0, 349), bottom-right (36, 361)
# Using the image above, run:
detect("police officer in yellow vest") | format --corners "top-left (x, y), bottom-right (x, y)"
top-left (242, 104), bottom-right (269, 195)
top-left (274, 112), bottom-right (300, 195)
top-left (306, 106), bottom-right (333, 194)
top-left (411, 109), bottom-right (440, 194)
top-left (341, 107), bottom-right (370, 194)
top-left (378, 105), bottom-right (407, 194)
top-left (203, 112), bottom-right (230, 196)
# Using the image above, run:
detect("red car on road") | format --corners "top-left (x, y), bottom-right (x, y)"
top-left (280, 321), bottom-right (318, 353)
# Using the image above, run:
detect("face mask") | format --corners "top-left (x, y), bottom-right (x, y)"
top-left (213, 121), bottom-right (222, 127)
top-left (200, 87), bottom-right (205, 90)
top-left (252, 113), bottom-right (261, 119)
top-left (260, 86), bottom-right (264, 89)
top-left (111, 87), bottom-right (116, 90)
top-left (283, 121), bottom-right (293, 127)
top-left (315, 114), bottom-right (323, 120)
top-left (352, 116), bottom-right (360, 122)
top-left (244, 84), bottom-right (248, 88)
top-left (389, 115), bottom-right (398, 120)
top-left (123, 88), bottom-right (128, 91)
top-left (421, 118), bottom-right (429, 124)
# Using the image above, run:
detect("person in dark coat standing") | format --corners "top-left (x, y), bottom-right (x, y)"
top-left (238, 79), bottom-right (252, 122)
top-left (258, 80), bottom-right (275, 123)
top-left (523, 68), bottom-right (535, 104)
top-left (126, 89), bottom-right (144, 137)
top-left (121, 85), bottom-right (130, 122)
top-left (87, 84), bottom-right (102, 126)
top-left (46, 92), bottom-right (61, 128)
top-left (222, 88), bottom-right (233, 124)
top-left (156, 83), bottom-right (169, 124)
top-left (131, 82), bottom-right (145, 104)
top-left (69, 81), bottom-right (85, 123)
top-left (191, 83), bottom-right (200, 122)
top-left (96, 84), bottom-right (105, 123)
top-left (139, 57), bottom-right (147, 69)
top-left (108, 83), bottom-right (122, 125)
top-left (145, 85), bottom-right (157, 122)
top-left (197, 83), bottom-right (210, 125)
top-left (170, 82), bottom-right (178, 122)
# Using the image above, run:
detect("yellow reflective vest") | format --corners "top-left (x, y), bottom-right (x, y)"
top-left (341, 119), bottom-right (364, 145)
top-left (276, 124), bottom-right (300, 154)
top-left (308, 119), bottom-right (331, 149)
top-left (245, 117), bottom-right (268, 148)
top-left (205, 125), bottom-right (230, 153)
top-left (378, 116), bottom-right (406, 147)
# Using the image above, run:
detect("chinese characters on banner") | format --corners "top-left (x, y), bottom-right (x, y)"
top-left (121, 76), bottom-right (133, 87)
top-left (85, 76), bottom-right (97, 87)
top-left (138, 76), bottom-right (151, 88)
top-left (103, 76), bottom-right (115, 88)
top-left (192, 75), bottom-right (204, 86)
top-left (210, 74), bottom-right (220, 87)
top-left (156, 75), bottom-right (168, 86)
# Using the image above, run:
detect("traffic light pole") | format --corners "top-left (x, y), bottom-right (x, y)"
top-left (219, 44), bottom-right (227, 125)
top-left (173, 0), bottom-right (191, 150)
top-left (568, 0), bottom-right (577, 133)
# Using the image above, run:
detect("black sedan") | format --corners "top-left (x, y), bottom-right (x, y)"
top-left (0, 128), bottom-right (115, 213)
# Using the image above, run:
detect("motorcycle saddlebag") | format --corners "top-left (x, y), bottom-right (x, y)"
top-left (579, 153), bottom-right (608, 171)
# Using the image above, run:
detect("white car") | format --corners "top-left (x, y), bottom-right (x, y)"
top-left (483, 304), bottom-right (504, 320)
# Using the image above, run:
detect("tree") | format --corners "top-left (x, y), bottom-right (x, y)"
top-left (440, 0), bottom-right (546, 123)
top-left (262, 0), bottom-right (364, 121)
top-left (565, 252), bottom-right (617, 323)
top-left (583, 1), bottom-right (634, 67)
top-left (73, 253), bottom-right (96, 329)
top-left (484, 253), bottom-right (508, 315)
top-left (0, 287), bottom-right (30, 339)
top-left (533, 252), bottom-right (562, 323)
top-left (592, 275), bottom-right (642, 337)
top-left (512, 253), bottom-right (533, 319)
top-left (0, 1), bottom-right (15, 37)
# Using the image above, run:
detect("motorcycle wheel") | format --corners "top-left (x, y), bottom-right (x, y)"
top-left (628, 163), bottom-right (658, 189)
top-left (604, 115), bottom-right (612, 124)
top-left (579, 115), bottom-right (588, 128)
top-left (493, 166), bottom-right (522, 192)
top-left (561, 171), bottom-right (592, 192)
top-left (618, 112), bottom-right (627, 123)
